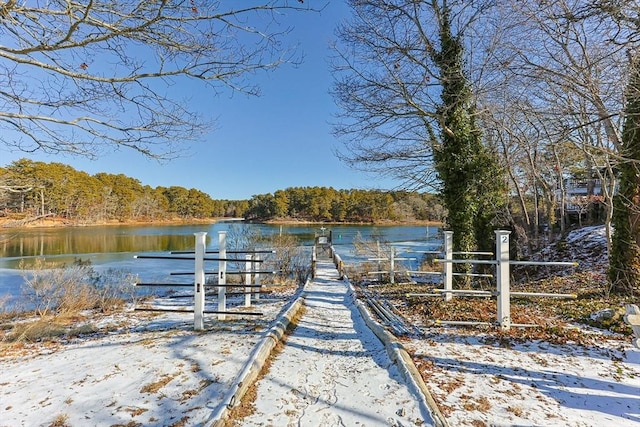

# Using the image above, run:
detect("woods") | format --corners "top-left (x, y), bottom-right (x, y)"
top-left (0, 159), bottom-right (444, 224)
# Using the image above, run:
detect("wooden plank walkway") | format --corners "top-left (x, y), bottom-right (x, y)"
top-left (236, 259), bottom-right (436, 426)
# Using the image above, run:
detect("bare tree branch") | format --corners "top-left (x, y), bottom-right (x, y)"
top-left (0, 0), bottom-right (316, 159)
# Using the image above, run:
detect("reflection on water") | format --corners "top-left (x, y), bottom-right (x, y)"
top-left (0, 222), bottom-right (442, 309)
top-left (1, 222), bottom-right (441, 259)
top-left (0, 225), bottom-right (208, 259)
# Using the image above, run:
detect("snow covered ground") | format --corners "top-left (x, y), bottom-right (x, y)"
top-left (395, 225), bottom-right (640, 426)
top-left (0, 294), bottom-right (296, 427)
top-left (407, 329), bottom-right (640, 426)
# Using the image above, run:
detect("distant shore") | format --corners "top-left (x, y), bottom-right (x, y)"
top-left (0, 215), bottom-right (439, 230)
top-left (0, 216), bottom-right (217, 230)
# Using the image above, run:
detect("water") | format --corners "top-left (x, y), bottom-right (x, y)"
top-left (0, 222), bottom-right (441, 309)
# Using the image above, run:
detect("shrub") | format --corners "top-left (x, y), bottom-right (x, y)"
top-left (19, 258), bottom-right (136, 317)
top-left (265, 234), bottom-right (310, 285)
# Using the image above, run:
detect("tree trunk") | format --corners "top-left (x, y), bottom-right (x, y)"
top-left (609, 50), bottom-right (640, 297)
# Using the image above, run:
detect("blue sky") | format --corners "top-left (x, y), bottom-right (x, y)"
top-left (0, 2), bottom-right (401, 201)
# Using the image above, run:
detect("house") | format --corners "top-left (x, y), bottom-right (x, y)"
top-left (562, 177), bottom-right (604, 213)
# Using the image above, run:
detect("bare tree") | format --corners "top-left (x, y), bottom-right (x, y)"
top-left (0, 1), bottom-right (312, 159)
top-left (329, 0), bottom-right (517, 187)
top-left (587, 0), bottom-right (640, 296)
top-left (481, 1), bottom-right (629, 248)
top-left (330, 0), bottom-right (461, 191)
top-left (331, 0), bottom-right (507, 262)
top-left (482, 0), bottom-right (639, 295)
top-left (482, 93), bottom-right (586, 252)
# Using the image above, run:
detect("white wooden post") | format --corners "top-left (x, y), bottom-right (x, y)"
top-left (253, 255), bottom-right (261, 301)
top-left (624, 304), bottom-right (640, 348)
top-left (495, 230), bottom-right (511, 330)
top-left (244, 254), bottom-right (252, 307)
top-left (390, 246), bottom-right (395, 284)
top-left (377, 240), bottom-right (382, 282)
top-left (443, 231), bottom-right (453, 302)
top-left (193, 232), bottom-right (207, 331)
top-left (218, 231), bottom-right (227, 321)
top-left (311, 245), bottom-right (317, 278)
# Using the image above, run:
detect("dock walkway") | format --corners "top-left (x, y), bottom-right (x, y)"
top-left (218, 258), bottom-right (441, 426)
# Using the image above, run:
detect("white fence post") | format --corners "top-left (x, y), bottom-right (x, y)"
top-left (254, 255), bottom-right (261, 301)
top-left (311, 245), bottom-right (317, 278)
top-left (218, 231), bottom-right (227, 321)
top-left (624, 304), bottom-right (640, 348)
top-left (244, 254), bottom-right (252, 307)
top-left (495, 230), bottom-right (511, 330)
top-left (390, 246), bottom-right (395, 284)
top-left (377, 240), bottom-right (382, 282)
top-left (443, 231), bottom-right (453, 302)
top-left (193, 232), bottom-right (207, 331)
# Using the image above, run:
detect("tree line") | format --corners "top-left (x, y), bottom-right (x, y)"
top-left (0, 159), bottom-right (444, 224)
top-left (244, 187), bottom-right (443, 223)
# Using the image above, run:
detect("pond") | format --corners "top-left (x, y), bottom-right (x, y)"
top-left (0, 222), bottom-right (442, 309)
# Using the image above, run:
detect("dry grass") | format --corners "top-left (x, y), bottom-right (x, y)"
top-left (48, 413), bottom-right (69, 427)
top-left (179, 378), bottom-right (215, 403)
top-left (462, 395), bottom-right (492, 412)
top-left (1, 313), bottom-right (99, 346)
top-left (0, 258), bottom-right (138, 347)
top-left (168, 417), bottom-right (189, 427)
top-left (6, 319), bottom-right (67, 342)
top-left (507, 405), bottom-right (525, 417)
top-left (358, 269), bottom-right (635, 344)
top-left (18, 258), bottom-right (134, 319)
top-left (140, 373), bottom-right (177, 394)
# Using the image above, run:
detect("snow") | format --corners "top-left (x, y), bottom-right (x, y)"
top-left (566, 225), bottom-right (608, 246)
top-left (0, 307), bottom-right (282, 426)
top-left (0, 266), bottom-right (434, 427)
top-left (547, 225), bottom-right (610, 270)
top-left (241, 266), bottom-right (429, 426)
top-left (407, 330), bottom-right (640, 426)
top-left (1, 236), bottom-right (640, 426)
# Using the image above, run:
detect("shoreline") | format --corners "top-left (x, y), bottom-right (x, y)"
top-left (0, 216), bottom-right (219, 230)
top-left (0, 215), bottom-right (440, 230)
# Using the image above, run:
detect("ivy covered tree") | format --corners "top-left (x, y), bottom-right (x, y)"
top-left (431, 4), bottom-right (506, 254)
top-left (610, 51), bottom-right (640, 296)
top-left (331, 0), bottom-right (506, 256)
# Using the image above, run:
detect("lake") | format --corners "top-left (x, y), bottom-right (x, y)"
top-left (0, 222), bottom-right (442, 309)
